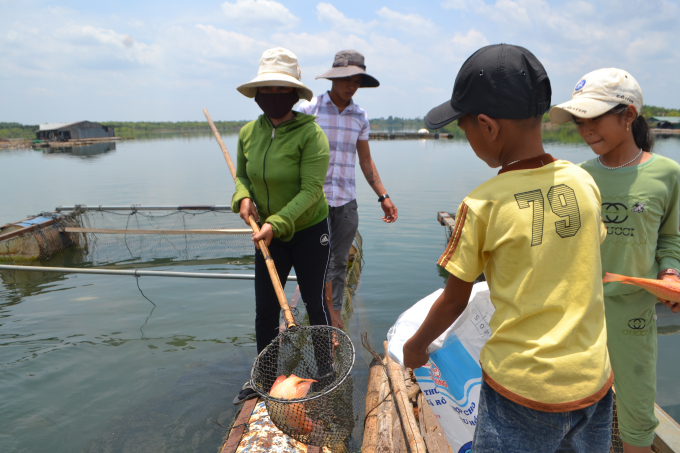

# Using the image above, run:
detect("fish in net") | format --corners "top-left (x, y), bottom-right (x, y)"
top-left (251, 325), bottom-right (356, 449)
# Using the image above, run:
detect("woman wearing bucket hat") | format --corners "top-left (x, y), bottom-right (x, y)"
top-left (299, 50), bottom-right (397, 329)
top-left (551, 68), bottom-right (680, 452)
top-left (231, 47), bottom-right (332, 405)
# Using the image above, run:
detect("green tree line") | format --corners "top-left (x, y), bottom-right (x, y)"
top-left (1, 106), bottom-right (678, 140)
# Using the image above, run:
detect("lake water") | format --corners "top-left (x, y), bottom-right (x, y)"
top-left (2, 133), bottom-right (680, 452)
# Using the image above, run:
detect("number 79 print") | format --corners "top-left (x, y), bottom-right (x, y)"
top-left (514, 184), bottom-right (582, 246)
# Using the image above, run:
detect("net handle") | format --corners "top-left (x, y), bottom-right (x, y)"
top-left (204, 108), bottom-right (296, 329)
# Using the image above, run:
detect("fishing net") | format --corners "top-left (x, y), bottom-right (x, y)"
top-left (250, 325), bottom-right (356, 448)
top-left (0, 206), bottom-right (252, 266)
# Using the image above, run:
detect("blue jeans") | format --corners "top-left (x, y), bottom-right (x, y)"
top-left (472, 380), bottom-right (612, 453)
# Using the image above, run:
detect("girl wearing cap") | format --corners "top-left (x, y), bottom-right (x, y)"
top-left (231, 47), bottom-right (331, 405)
top-left (551, 68), bottom-right (680, 452)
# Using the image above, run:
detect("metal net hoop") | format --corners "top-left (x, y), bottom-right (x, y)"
top-left (250, 325), bottom-right (356, 447)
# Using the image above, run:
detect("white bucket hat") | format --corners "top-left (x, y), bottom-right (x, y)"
top-left (550, 68), bottom-right (643, 124)
top-left (237, 47), bottom-right (313, 102)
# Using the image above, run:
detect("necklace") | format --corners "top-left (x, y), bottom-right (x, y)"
top-left (598, 149), bottom-right (643, 170)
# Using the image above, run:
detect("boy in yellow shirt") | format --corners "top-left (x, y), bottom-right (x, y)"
top-left (403, 44), bottom-right (613, 452)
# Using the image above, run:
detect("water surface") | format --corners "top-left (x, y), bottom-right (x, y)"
top-left (2, 133), bottom-right (680, 452)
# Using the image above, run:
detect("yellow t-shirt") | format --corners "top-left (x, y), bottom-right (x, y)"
top-left (439, 157), bottom-right (612, 412)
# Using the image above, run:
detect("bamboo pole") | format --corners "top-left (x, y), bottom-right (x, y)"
top-left (0, 264), bottom-right (298, 281)
top-left (204, 108), bottom-right (295, 328)
top-left (375, 354), bottom-right (393, 452)
top-left (384, 341), bottom-right (427, 453)
top-left (56, 205), bottom-right (232, 212)
top-left (62, 227), bottom-right (251, 235)
top-left (362, 355), bottom-right (385, 453)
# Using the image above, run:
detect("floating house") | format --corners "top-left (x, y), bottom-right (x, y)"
top-left (36, 121), bottom-right (115, 141)
top-left (650, 116), bottom-right (680, 130)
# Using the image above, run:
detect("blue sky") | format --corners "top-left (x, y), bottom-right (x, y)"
top-left (2, 0), bottom-right (679, 124)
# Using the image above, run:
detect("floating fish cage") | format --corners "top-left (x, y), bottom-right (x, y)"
top-left (0, 205), bottom-right (253, 266)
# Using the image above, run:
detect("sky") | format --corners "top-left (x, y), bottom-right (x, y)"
top-left (2, 0), bottom-right (679, 124)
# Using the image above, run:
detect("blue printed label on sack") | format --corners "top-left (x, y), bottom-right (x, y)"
top-left (458, 442), bottom-right (473, 453)
top-left (575, 79), bottom-right (586, 91)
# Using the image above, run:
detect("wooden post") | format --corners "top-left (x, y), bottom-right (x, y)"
top-left (375, 356), bottom-right (393, 452)
top-left (362, 356), bottom-right (385, 453)
top-left (418, 392), bottom-right (454, 453)
top-left (384, 341), bottom-right (427, 453)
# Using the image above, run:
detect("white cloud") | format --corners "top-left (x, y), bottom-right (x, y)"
top-left (316, 3), bottom-right (373, 35)
top-left (376, 7), bottom-right (436, 34)
top-left (196, 25), bottom-right (262, 57)
top-left (441, 0), bottom-right (483, 10)
top-left (451, 29), bottom-right (489, 50)
top-left (221, 0), bottom-right (299, 30)
top-left (271, 30), bottom-right (368, 58)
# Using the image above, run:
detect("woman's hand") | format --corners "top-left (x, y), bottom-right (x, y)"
top-left (239, 198), bottom-right (259, 226)
top-left (658, 274), bottom-right (680, 313)
top-left (252, 223), bottom-right (273, 249)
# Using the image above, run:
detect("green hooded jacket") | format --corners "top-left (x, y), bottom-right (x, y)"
top-left (231, 112), bottom-right (330, 242)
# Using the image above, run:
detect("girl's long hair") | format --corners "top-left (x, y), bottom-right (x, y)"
top-left (609, 104), bottom-right (654, 152)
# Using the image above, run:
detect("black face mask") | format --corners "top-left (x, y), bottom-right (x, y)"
top-left (255, 90), bottom-right (299, 120)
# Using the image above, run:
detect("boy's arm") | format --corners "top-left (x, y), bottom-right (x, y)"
top-left (403, 274), bottom-right (474, 369)
top-left (357, 140), bottom-right (398, 223)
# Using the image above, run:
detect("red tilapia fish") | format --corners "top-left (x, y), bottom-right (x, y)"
top-left (603, 273), bottom-right (680, 302)
top-left (269, 374), bottom-right (318, 435)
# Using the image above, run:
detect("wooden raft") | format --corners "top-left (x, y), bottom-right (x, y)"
top-left (219, 399), bottom-right (329, 453)
top-left (362, 344), bottom-right (451, 453)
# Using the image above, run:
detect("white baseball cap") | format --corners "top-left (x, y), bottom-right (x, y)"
top-left (549, 68), bottom-right (643, 124)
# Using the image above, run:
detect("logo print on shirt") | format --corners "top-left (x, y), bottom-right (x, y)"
top-left (320, 234), bottom-right (329, 246)
top-left (628, 318), bottom-right (646, 330)
top-left (631, 202), bottom-right (646, 213)
top-left (602, 203), bottom-right (628, 224)
top-left (458, 442), bottom-right (473, 453)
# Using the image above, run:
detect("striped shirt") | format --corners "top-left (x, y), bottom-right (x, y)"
top-left (298, 91), bottom-right (370, 207)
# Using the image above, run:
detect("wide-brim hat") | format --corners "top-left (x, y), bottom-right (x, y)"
top-left (315, 50), bottom-right (379, 88)
top-left (550, 68), bottom-right (643, 124)
top-left (237, 47), bottom-right (313, 101)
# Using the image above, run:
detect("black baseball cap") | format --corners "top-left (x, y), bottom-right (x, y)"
top-left (425, 44), bottom-right (551, 129)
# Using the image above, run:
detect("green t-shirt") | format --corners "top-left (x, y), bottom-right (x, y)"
top-left (580, 153), bottom-right (680, 296)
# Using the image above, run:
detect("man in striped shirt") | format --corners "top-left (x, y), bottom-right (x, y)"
top-left (299, 50), bottom-right (398, 328)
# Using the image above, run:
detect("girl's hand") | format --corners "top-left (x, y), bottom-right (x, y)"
top-left (252, 223), bottom-right (273, 249)
top-left (658, 274), bottom-right (680, 313)
top-left (239, 198), bottom-right (259, 226)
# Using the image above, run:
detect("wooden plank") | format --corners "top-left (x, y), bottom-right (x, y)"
top-left (0, 218), bottom-right (58, 242)
top-left (654, 403), bottom-right (680, 453)
top-left (362, 356), bottom-right (385, 453)
top-left (375, 356), bottom-right (394, 453)
top-left (62, 227), bottom-right (251, 235)
top-left (220, 398), bottom-right (259, 453)
top-left (418, 391), bottom-right (454, 453)
top-left (384, 341), bottom-right (427, 453)
top-left (391, 400), bottom-right (408, 453)
top-left (437, 211), bottom-right (456, 229)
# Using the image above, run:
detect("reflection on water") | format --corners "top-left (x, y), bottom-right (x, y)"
top-left (42, 141), bottom-right (117, 159)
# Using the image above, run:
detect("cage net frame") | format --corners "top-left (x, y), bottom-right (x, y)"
top-left (250, 325), bottom-right (356, 448)
top-left (0, 205), bottom-right (253, 267)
